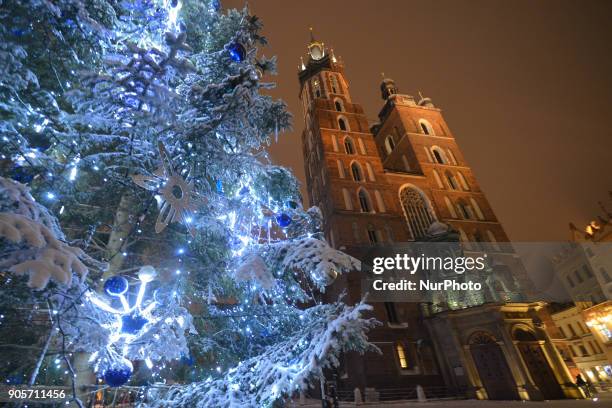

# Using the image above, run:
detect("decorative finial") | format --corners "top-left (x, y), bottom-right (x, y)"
top-left (381, 72), bottom-right (385, 79)
top-left (309, 27), bottom-right (315, 43)
top-left (300, 56), bottom-right (306, 71)
top-left (418, 90), bottom-right (424, 99)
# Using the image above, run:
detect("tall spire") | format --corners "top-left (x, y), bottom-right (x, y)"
top-left (309, 26), bottom-right (316, 43)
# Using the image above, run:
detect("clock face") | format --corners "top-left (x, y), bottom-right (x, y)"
top-left (309, 44), bottom-right (324, 60)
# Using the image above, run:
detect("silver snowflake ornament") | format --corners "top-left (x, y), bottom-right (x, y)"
top-left (132, 142), bottom-right (197, 237)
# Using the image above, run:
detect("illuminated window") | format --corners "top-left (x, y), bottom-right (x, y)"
top-left (396, 343), bottom-right (408, 369)
top-left (358, 189), bottom-right (372, 212)
top-left (351, 162), bottom-right (363, 181)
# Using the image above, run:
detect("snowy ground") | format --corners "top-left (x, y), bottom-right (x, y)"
top-left (290, 395), bottom-right (612, 407)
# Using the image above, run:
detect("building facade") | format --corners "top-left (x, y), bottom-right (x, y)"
top-left (297, 32), bottom-right (578, 401)
top-left (547, 198), bottom-right (612, 386)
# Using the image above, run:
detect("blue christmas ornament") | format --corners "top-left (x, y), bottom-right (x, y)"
top-left (276, 213), bottom-right (292, 228)
top-left (104, 276), bottom-right (129, 296)
top-left (121, 312), bottom-right (149, 334)
top-left (216, 179), bottom-right (224, 195)
top-left (103, 360), bottom-right (133, 387)
top-left (228, 42), bottom-right (246, 62)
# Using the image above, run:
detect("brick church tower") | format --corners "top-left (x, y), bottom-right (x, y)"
top-left (297, 31), bottom-right (577, 401)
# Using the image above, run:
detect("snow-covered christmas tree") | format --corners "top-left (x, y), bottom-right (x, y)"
top-left (0, 1), bottom-right (377, 406)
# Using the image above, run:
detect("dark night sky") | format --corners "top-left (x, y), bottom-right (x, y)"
top-left (225, 0), bottom-right (612, 241)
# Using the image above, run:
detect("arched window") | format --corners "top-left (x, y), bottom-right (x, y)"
top-left (456, 200), bottom-right (474, 220)
top-left (331, 134), bottom-right (339, 152)
top-left (432, 169), bottom-right (444, 189)
top-left (419, 119), bottom-right (434, 135)
top-left (334, 98), bottom-right (344, 112)
top-left (358, 189), bottom-right (373, 213)
top-left (384, 135), bottom-right (395, 154)
top-left (338, 117), bottom-right (348, 131)
top-left (431, 147), bottom-right (447, 164)
top-left (445, 171), bottom-right (459, 190)
top-left (445, 196), bottom-right (457, 218)
top-left (396, 343), bottom-right (408, 369)
top-left (351, 162), bottom-right (363, 181)
top-left (399, 186), bottom-right (435, 238)
top-left (365, 162), bottom-right (375, 181)
top-left (457, 171), bottom-right (470, 190)
top-left (344, 137), bottom-right (355, 154)
top-left (342, 188), bottom-right (353, 210)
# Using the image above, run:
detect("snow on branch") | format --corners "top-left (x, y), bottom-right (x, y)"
top-left (144, 301), bottom-right (378, 407)
top-left (0, 177), bottom-right (88, 289)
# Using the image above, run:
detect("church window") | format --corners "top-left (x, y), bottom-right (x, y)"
top-left (445, 171), bottom-right (459, 190)
top-left (334, 98), bottom-right (344, 112)
top-left (431, 147), bottom-right (447, 164)
top-left (399, 186), bottom-right (435, 238)
top-left (351, 162), bottom-right (363, 181)
top-left (384, 135), bottom-right (395, 154)
top-left (358, 189), bottom-right (373, 212)
top-left (396, 342), bottom-right (408, 368)
top-left (419, 119), bottom-right (434, 135)
top-left (338, 117), bottom-right (348, 131)
top-left (456, 200), bottom-right (474, 220)
top-left (344, 137), bottom-right (355, 154)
